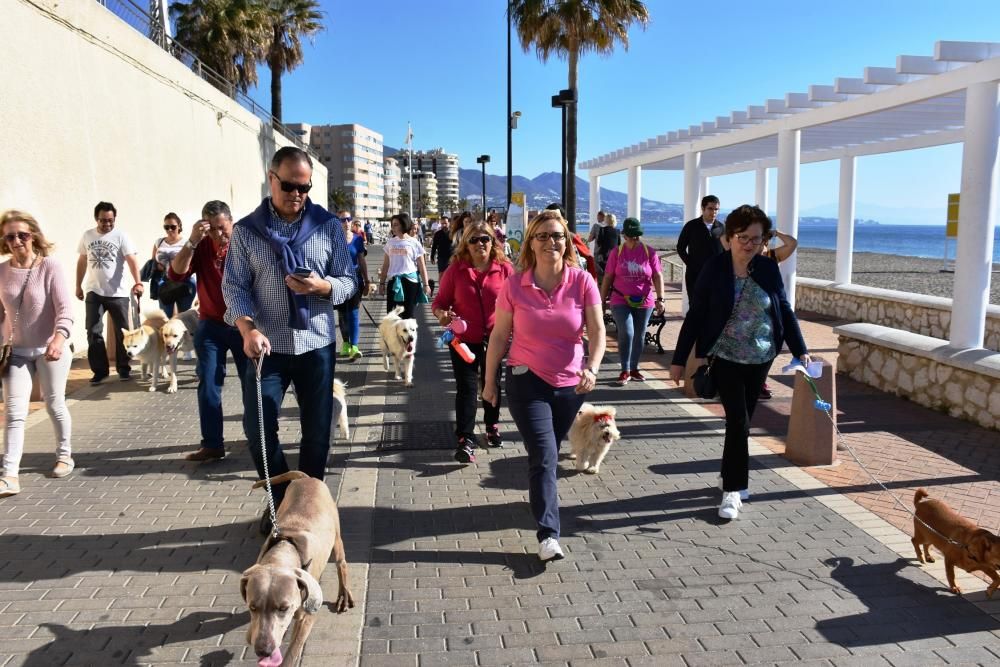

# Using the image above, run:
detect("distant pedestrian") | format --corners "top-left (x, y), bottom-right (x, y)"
top-left (432, 221), bottom-right (514, 464)
top-left (222, 147), bottom-right (356, 531)
top-left (1, 210), bottom-right (74, 497)
top-left (75, 201), bottom-right (143, 383)
top-left (364, 220), bottom-right (374, 245)
top-left (483, 209), bottom-right (606, 562)
top-left (599, 217), bottom-right (665, 385)
top-left (677, 195), bottom-right (725, 298)
top-left (150, 212), bottom-right (196, 317)
top-left (594, 212), bottom-right (620, 279)
top-left (337, 210), bottom-right (369, 360)
top-left (430, 219), bottom-right (453, 274)
top-left (377, 213), bottom-right (431, 319)
top-left (670, 205), bottom-right (811, 521)
top-left (169, 200), bottom-right (248, 463)
top-left (587, 210), bottom-right (606, 246)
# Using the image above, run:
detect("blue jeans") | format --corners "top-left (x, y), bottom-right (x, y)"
top-left (610, 305), bottom-right (653, 372)
top-left (506, 368), bottom-right (585, 542)
top-left (338, 307), bottom-right (360, 346)
top-left (242, 343), bottom-right (335, 506)
top-left (194, 319), bottom-right (249, 450)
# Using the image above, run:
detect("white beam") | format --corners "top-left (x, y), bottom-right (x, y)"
top-left (950, 80), bottom-right (1000, 349)
top-left (683, 152), bottom-right (700, 222)
top-left (699, 175), bottom-right (711, 204)
top-left (755, 164), bottom-right (769, 211)
top-left (835, 157), bottom-right (856, 284)
top-left (627, 165), bottom-right (642, 220)
top-left (777, 129), bottom-right (801, 308)
top-left (936, 41), bottom-right (1000, 62)
top-left (589, 175), bottom-right (601, 229)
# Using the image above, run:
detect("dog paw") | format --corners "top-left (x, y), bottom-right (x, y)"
top-left (166, 384), bottom-right (178, 394)
top-left (147, 385), bottom-right (157, 393)
top-left (585, 466), bottom-right (599, 474)
top-left (404, 380), bottom-right (413, 387)
top-left (926, 555), bottom-right (936, 563)
top-left (568, 453), bottom-right (577, 460)
top-left (950, 584), bottom-right (963, 595)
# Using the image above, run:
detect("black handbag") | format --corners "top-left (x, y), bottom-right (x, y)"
top-left (140, 259), bottom-right (158, 282)
top-left (157, 278), bottom-right (192, 305)
top-left (692, 361), bottom-right (717, 399)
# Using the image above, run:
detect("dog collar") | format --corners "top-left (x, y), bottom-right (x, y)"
top-left (593, 414), bottom-right (613, 424)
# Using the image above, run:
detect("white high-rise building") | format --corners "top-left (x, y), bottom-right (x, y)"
top-left (302, 123), bottom-right (384, 222)
top-left (395, 148), bottom-right (459, 215)
top-left (402, 168), bottom-right (438, 218)
top-left (383, 157), bottom-right (401, 218)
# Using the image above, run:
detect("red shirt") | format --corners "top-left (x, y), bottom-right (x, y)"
top-left (167, 239), bottom-right (228, 322)
top-left (432, 259), bottom-right (514, 344)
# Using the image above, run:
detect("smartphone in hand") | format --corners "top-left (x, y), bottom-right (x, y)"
top-left (292, 266), bottom-right (312, 277)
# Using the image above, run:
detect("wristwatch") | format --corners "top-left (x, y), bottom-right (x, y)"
top-left (184, 240), bottom-right (198, 250)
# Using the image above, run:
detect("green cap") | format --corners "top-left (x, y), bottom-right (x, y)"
top-left (622, 217), bottom-right (643, 237)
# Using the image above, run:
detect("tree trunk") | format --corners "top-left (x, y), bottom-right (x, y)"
top-left (270, 57), bottom-right (282, 127)
top-left (566, 48), bottom-right (578, 232)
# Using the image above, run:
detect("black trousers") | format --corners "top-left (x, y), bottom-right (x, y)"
top-left (85, 292), bottom-right (131, 376)
top-left (386, 276), bottom-right (422, 319)
top-left (712, 357), bottom-right (773, 492)
top-left (448, 341), bottom-right (500, 439)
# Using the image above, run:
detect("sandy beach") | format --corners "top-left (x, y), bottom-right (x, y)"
top-left (641, 235), bottom-right (1000, 305)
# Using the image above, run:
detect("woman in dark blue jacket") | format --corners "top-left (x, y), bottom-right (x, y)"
top-left (670, 204), bottom-right (811, 521)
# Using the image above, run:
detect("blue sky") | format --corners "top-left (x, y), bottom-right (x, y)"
top-left (245, 0), bottom-right (1000, 224)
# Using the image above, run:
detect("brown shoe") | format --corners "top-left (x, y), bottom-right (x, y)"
top-left (185, 447), bottom-right (226, 462)
top-left (51, 459), bottom-right (75, 478)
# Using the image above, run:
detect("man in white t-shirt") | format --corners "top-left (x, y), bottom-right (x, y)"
top-left (75, 201), bottom-right (144, 383)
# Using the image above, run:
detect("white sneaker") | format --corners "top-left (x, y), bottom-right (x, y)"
top-left (719, 491), bottom-right (743, 520)
top-left (717, 476), bottom-right (749, 501)
top-left (538, 537), bottom-right (564, 561)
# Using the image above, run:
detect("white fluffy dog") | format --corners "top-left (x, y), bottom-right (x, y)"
top-left (332, 379), bottom-right (349, 440)
top-left (378, 306), bottom-right (418, 387)
top-left (568, 403), bottom-right (621, 474)
top-left (159, 308), bottom-right (199, 394)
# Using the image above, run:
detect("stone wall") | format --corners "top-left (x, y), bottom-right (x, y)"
top-left (798, 278), bottom-right (1000, 352)
top-left (836, 323), bottom-right (1000, 431)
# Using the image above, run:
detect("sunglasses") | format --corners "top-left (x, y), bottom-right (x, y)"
top-left (339, 216), bottom-right (352, 222)
top-left (3, 231), bottom-right (32, 244)
top-left (533, 232), bottom-right (567, 242)
top-left (270, 172), bottom-right (312, 194)
top-left (468, 235), bottom-right (493, 245)
top-left (163, 225), bottom-right (178, 231)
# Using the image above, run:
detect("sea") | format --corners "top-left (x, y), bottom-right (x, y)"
top-left (640, 223), bottom-right (1000, 263)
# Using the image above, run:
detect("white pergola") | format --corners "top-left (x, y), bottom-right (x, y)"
top-left (582, 41), bottom-right (1000, 351)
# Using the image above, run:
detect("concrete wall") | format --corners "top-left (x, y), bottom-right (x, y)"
top-left (1, 0), bottom-right (327, 350)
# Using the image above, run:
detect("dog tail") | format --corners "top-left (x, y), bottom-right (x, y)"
top-left (252, 471), bottom-right (308, 489)
top-left (390, 305), bottom-right (404, 317)
top-left (914, 488), bottom-right (929, 505)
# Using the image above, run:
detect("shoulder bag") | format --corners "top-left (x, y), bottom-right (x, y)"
top-left (0, 258), bottom-right (38, 377)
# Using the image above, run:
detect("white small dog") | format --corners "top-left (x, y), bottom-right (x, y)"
top-left (121, 310), bottom-right (169, 391)
top-left (159, 308), bottom-right (199, 394)
top-left (332, 379), bottom-right (349, 440)
top-left (378, 306), bottom-right (418, 387)
top-left (568, 403), bottom-right (621, 474)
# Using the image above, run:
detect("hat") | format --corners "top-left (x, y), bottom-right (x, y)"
top-left (622, 217), bottom-right (643, 237)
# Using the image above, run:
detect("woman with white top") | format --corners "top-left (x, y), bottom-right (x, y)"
top-left (151, 213), bottom-right (195, 316)
top-left (377, 213), bottom-right (431, 319)
top-left (1, 210), bottom-right (74, 497)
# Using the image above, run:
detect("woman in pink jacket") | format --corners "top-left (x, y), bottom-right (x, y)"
top-left (1, 210), bottom-right (75, 497)
top-left (432, 222), bottom-right (514, 464)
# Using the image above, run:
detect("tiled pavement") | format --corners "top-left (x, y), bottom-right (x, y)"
top-left (3, 246), bottom-right (1000, 666)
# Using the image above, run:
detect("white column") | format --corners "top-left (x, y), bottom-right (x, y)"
top-left (589, 175), bottom-right (601, 226)
top-left (699, 175), bottom-right (711, 203)
top-left (755, 164), bottom-right (769, 212)
top-left (835, 156), bottom-right (856, 284)
top-left (777, 129), bottom-right (801, 308)
top-left (950, 81), bottom-right (1000, 350)
top-left (683, 152), bottom-right (700, 221)
top-left (627, 165), bottom-right (642, 219)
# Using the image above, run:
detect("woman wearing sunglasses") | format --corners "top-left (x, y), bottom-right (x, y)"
top-left (670, 205), bottom-right (811, 521)
top-left (432, 222), bottom-right (514, 464)
top-left (151, 213), bottom-right (196, 317)
top-left (483, 209), bottom-right (606, 562)
top-left (377, 213), bottom-right (430, 318)
top-left (0, 210), bottom-right (74, 497)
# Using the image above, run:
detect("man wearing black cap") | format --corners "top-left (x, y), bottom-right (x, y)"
top-left (677, 195), bottom-right (725, 297)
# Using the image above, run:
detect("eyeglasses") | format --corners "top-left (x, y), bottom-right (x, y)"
top-left (533, 232), bottom-right (567, 242)
top-left (270, 172), bottom-right (312, 194)
top-left (468, 235), bottom-right (493, 245)
top-left (3, 232), bottom-right (31, 244)
top-left (735, 234), bottom-right (764, 246)
top-left (163, 225), bottom-right (178, 231)
top-left (339, 216), bottom-right (352, 222)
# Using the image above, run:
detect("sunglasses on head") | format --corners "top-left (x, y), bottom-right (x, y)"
top-left (270, 171), bottom-right (312, 194)
top-left (468, 235), bottom-right (493, 245)
top-left (3, 231), bottom-right (31, 244)
top-left (163, 225), bottom-right (178, 231)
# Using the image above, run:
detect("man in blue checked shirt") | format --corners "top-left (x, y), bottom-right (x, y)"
top-left (223, 146), bottom-right (356, 532)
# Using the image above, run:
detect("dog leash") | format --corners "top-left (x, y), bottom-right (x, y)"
top-left (253, 354), bottom-right (280, 539)
top-left (793, 367), bottom-right (973, 554)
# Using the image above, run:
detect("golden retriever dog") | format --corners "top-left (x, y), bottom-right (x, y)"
top-left (159, 308), bottom-right (199, 394)
top-left (567, 403), bottom-right (621, 474)
top-left (121, 310), bottom-right (169, 391)
top-left (242, 471), bottom-right (354, 667)
top-left (332, 379), bottom-right (349, 441)
top-left (912, 488), bottom-right (1000, 596)
top-left (378, 306), bottom-right (417, 387)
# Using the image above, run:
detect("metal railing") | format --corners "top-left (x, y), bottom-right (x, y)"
top-left (95, 0), bottom-right (317, 157)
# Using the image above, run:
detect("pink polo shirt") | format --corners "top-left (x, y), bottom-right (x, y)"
top-left (495, 265), bottom-right (601, 387)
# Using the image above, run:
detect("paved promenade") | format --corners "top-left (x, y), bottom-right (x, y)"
top-left (3, 245), bottom-right (1000, 666)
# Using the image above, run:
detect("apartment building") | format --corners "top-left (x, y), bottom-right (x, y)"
top-left (383, 157), bottom-right (401, 218)
top-left (401, 168), bottom-right (439, 218)
top-left (301, 123), bottom-right (385, 222)
top-left (393, 148), bottom-right (459, 215)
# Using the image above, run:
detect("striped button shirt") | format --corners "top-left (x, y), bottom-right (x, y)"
top-left (223, 199), bottom-right (356, 354)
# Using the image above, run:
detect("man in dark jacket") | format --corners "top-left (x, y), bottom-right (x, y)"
top-left (676, 195), bottom-right (725, 295)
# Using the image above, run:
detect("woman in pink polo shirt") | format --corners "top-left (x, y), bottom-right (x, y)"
top-left (432, 222), bottom-right (514, 464)
top-left (483, 209), bottom-right (606, 562)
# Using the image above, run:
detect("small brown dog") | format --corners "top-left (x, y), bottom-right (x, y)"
top-left (912, 487), bottom-right (1000, 596)
top-left (241, 471), bottom-right (354, 666)
top-left (567, 403), bottom-right (621, 475)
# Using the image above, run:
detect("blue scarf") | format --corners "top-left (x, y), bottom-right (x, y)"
top-left (238, 197), bottom-right (333, 329)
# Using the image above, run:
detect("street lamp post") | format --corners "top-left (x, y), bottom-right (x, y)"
top-left (476, 155), bottom-right (491, 215)
top-left (550, 88), bottom-right (576, 221)
top-left (507, 8), bottom-right (513, 215)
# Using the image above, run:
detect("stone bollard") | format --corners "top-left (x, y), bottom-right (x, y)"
top-left (682, 349), bottom-right (704, 398)
top-left (785, 358), bottom-right (837, 466)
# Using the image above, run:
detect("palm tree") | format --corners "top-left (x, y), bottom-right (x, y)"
top-left (262, 0), bottom-right (324, 126)
top-left (329, 188), bottom-right (350, 212)
top-left (171, 0), bottom-right (267, 96)
top-left (509, 0), bottom-right (649, 230)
